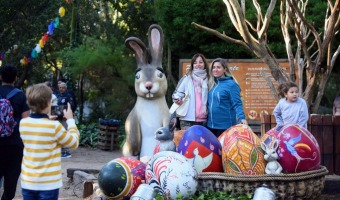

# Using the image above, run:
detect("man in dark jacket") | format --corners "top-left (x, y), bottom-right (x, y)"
top-left (56, 82), bottom-right (76, 158)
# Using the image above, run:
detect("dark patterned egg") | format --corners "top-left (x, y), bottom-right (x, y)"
top-left (98, 157), bottom-right (146, 199)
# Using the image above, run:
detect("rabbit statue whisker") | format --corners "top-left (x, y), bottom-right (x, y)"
top-left (122, 24), bottom-right (170, 159)
top-left (261, 139), bottom-right (283, 174)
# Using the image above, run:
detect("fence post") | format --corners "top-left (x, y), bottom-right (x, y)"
top-left (334, 116), bottom-right (340, 175)
top-left (309, 114), bottom-right (327, 172)
top-left (261, 114), bottom-right (271, 136)
top-left (270, 115), bottom-right (276, 129)
top-left (322, 115), bottom-right (334, 174)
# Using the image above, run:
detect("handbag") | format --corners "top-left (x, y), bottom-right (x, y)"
top-left (169, 77), bottom-right (192, 117)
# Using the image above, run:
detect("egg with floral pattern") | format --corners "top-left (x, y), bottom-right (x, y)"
top-left (145, 151), bottom-right (197, 199)
top-left (220, 124), bottom-right (265, 175)
top-left (262, 124), bottom-right (320, 173)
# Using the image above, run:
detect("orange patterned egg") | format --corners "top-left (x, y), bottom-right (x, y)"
top-left (221, 124), bottom-right (265, 175)
top-left (173, 129), bottom-right (185, 147)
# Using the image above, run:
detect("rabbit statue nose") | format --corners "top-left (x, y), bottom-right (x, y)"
top-left (145, 81), bottom-right (153, 90)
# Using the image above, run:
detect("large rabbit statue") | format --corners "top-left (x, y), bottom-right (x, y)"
top-left (122, 24), bottom-right (169, 158)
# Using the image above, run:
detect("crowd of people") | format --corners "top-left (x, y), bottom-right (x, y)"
top-left (0, 54), bottom-right (338, 199)
top-left (0, 64), bottom-right (79, 200)
top-left (171, 53), bottom-right (317, 137)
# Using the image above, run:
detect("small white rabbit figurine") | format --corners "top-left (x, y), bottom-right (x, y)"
top-left (154, 112), bottom-right (177, 152)
top-left (122, 24), bottom-right (169, 158)
top-left (261, 139), bottom-right (283, 174)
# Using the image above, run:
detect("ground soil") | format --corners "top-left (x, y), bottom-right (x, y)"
top-left (2, 147), bottom-right (339, 200)
top-left (4, 147), bottom-right (123, 200)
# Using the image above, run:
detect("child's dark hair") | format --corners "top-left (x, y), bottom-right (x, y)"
top-left (277, 82), bottom-right (298, 98)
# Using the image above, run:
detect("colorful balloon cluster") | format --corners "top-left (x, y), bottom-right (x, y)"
top-left (21, 5), bottom-right (66, 65)
top-left (0, 0), bottom-right (72, 65)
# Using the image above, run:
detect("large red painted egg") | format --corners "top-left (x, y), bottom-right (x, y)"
top-left (177, 125), bottom-right (223, 173)
top-left (262, 124), bottom-right (320, 173)
top-left (98, 157), bottom-right (146, 199)
top-left (145, 151), bottom-right (197, 199)
top-left (220, 124), bottom-right (265, 175)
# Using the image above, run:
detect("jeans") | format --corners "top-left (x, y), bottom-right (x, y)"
top-left (179, 120), bottom-right (206, 130)
top-left (22, 188), bottom-right (59, 200)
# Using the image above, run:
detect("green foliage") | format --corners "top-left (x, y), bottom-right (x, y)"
top-left (155, 191), bottom-right (252, 200)
top-left (78, 122), bottom-right (99, 148)
top-left (59, 37), bottom-right (136, 121)
top-left (154, 0), bottom-right (251, 60)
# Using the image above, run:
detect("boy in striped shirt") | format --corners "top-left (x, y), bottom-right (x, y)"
top-left (19, 83), bottom-right (79, 200)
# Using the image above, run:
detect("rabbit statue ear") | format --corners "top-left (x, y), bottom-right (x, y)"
top-left (261, 142), bottom-right (267, 152)
top-left (148, 24), bottom-right (163, 67)
top-left (169, 112), bottom-right (177, 132)
top-left (125, 37), bottom-right (147, 67)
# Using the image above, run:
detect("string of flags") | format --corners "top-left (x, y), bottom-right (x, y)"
top-left (0, 0), bottom-right (71, 65)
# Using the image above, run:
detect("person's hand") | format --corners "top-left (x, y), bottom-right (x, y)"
top-left (49, 115), bottom-right (58, 120)
top-left (63, 103), bottom-right (73, 120)
top-left (240, 119), bottom-right (248, 125)
top-left (175, 98), bottom-right (183, 105)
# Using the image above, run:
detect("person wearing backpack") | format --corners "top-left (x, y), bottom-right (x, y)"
top-left (0, 64), bottom-right (30, 200)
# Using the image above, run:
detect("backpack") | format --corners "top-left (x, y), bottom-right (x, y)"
top-left (0, 88), bottom-right (20, 138)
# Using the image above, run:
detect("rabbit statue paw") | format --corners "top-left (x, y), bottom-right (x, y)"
top-left (261, 139), bottom-right (283, 174)
top-left (122, 24), bottom-right (170, 158)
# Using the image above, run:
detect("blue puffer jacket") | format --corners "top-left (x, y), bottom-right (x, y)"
top-left (207, 76), bottom-right (245, 130)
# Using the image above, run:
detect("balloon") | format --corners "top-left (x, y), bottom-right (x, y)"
top-left (42, 33), bottom-right (49, 44)
top-left (54, 17), bottom-right (60, 28)
top-left (39, 39), bottom-right (45, 48)
top-left (31, 49), bottom-right (38, 58)
top-left (48, 21), bottom-right (55, 35)
top-left (59, 7), bottom-right (65, 17)
top-left (35, 44), bottom-right (42, 53)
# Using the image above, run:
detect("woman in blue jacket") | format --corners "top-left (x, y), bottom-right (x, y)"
top-left (207, 58), bottom-right (247, 137)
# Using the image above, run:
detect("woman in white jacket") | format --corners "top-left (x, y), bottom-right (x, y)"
top-left (172, 53), bottom-right (209, 130)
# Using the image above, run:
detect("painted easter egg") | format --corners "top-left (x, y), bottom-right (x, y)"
top-left (145, 151), bottom-right (197, 199)
top-left (174, 129), bottom-right (186, 147)
top-left (262, 124), bottom-right (320, 173)
top-left (177, 125), bottom-right (223, 173)
top-left (221, 124), bottom-right (265, 175)
top-left (98, 157), bottom-right (146, 199)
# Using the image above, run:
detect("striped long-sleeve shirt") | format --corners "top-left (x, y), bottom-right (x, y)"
top-left (19, 113), bottom-right (79, 190)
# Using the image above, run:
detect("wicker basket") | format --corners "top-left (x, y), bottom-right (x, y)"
top-left (197, 166), bottom-right (328, 200)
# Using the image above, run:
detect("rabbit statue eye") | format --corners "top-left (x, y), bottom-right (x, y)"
top-left (135, 72), bottom-right (141, 79)
top-left (157, 71), bottom-right (164, 78)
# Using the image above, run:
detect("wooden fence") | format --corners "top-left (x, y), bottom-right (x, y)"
top-left (260, 114), bottom-right (340, 175)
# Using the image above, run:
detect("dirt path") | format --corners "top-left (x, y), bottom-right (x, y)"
top-left (6, 147), bottom-right (123, 200)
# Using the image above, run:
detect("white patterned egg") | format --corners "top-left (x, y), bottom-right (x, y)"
top-left (145, 151), bottom-right (198, 199)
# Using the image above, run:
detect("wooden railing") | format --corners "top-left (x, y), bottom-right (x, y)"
top-left (260, 114), bottom-right (340, 175)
